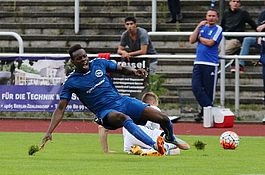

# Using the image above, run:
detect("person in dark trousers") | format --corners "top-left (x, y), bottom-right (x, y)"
top-left (166, 0), bottom-right (182, 23)
top-left (189, 9), bottom-right (223, 122)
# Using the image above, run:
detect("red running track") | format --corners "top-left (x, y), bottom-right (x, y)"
top-left (0, 119), bottom-right (265, 136)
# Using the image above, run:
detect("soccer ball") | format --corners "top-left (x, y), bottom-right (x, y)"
top-left (219, 131), bottom-right (240, 149)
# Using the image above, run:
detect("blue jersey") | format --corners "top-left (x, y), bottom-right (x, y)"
top-left (60, 58), bottom-right (122, 115)
top-left (195, 24), bottom-right (223, 66)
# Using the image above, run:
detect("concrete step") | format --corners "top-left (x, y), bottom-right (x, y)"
top-left (158, 72), bottom-right (263, 79)
top-left (163, 83), bottom-right (264, 92)
top-left (0, 11), bottom-right (261, 24)
top-left (157, 72), bottom-right (263, 87)
top-left (0, 23), bottom-right (189, 37)
top-left (160, 95), bottom-right (264, 104)
top-left (0, 22), bottom-right (197, 34)
top-left (0, 23), bottom-right (258, 40)
top-left (157, 59), bottom-right (261, 73)
top-left (162, 84), bottom-right (264, 98)
top-left (0, 34), bottom-right (191, 43)
top-left (0, 46), bottom-right (197, 54)
top-left (1, 0), bottom-right (263, 12)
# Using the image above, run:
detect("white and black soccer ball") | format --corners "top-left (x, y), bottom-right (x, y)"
top-left (219, 131), bottom-right (240, 149)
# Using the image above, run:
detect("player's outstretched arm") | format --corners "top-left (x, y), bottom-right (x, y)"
top-left (40, 99), bottom-right (68, 149)
top-left (98, 126), bottom-right (110, 153)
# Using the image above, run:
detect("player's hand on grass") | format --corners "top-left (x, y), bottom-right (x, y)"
top-left (40, 133), bottom-right (52, 149)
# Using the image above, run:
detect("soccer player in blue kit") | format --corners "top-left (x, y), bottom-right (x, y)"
top-left (189, 9), bottom-right (223, 122)
top-left (41, 44), bottom-right (188, 155)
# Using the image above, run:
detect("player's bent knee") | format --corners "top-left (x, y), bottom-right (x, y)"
top-left (160, 114), bottom-right (170, 124)
top-left (109, 112), bottom-right (130, 123)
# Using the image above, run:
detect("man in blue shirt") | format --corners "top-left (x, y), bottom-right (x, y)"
top-left (41, 44), bottom-right (189, 155)
top-left (189, 9), bottom-right (223, 122)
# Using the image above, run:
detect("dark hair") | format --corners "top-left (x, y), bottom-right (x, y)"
top-left (208, 8), bottom-right (219, 16)
top-left (68, 44), bottom-right (83, 59)
top-left (125, 16), bottom-right (136, 23)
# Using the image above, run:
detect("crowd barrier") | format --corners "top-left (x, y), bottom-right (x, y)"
top-left (1, 31), bottom-right (265, 116)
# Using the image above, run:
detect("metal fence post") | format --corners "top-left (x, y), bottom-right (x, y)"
top-left (75, 0), bottom-right (80, 34)
top-left (220, 36), bottom-right (225, 108)
top-left (151, 0), bottom-right (157, 32)
top-left (235, 57), bottom-right (240, 117)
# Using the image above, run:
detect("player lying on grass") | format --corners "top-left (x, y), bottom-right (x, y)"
top-left (98, 92), bottom-right (189, 156)
top-left (99, 125), bottom-right (181, 156)
top-left (41, 44), bottom-right (189, 155)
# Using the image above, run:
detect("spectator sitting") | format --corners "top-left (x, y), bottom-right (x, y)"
top-left (117, 16), bottom-right (157, 75)
top-left (220, 0), bottom-right (257, 73)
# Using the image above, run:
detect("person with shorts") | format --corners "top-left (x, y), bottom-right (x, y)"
top-left (98, 92), bottom-right (187, 156)
top-left (41, 44), bottom-right (186, 155)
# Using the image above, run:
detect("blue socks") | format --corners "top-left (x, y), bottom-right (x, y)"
top-left (161, 121), bottom-right (175, 141)
top-left (123, 119), bottom-right (156, 147)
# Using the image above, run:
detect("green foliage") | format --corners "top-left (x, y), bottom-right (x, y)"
top-left (0, 133), bottom-right (265, 175)
top-left (58, 29), bottom-right (65, 35)
top-left (28, 145), bottom-right (40, 156)
top-left (159, 103), bottom-right (180, 110)
top-left (0, 65), bottom-right (10, 71)
top-left (215, 103), bottom-right (265, 111)
top-left (193, 140), bottom-right (207, 150)
top-left (0, 61), bottom-right (38, 73)
top-left (64, 59), bottom-right (75, 76)
top-left (148, 74), bottom-right (168, 96)
top-left (20, 64), bottom-right (39, 74)
top-left (157, 2), bottom-right (168, 20)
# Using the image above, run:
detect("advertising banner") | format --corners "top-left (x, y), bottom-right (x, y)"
top-left (0, 55), bottom-right (149, 112)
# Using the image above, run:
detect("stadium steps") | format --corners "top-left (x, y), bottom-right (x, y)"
top-left (0, 21), bottom-right (258, 35)
top-left (0, 22), bottom-right (198, 34)
top-left (0, 0), bottom-right (263, 11)
top-left (156, 57), bottom-right (264, 105)
top-left (160, 95), bottom-right (264, 104)
top-left (0, 0), bottom-right (264, 120)
top-left (0, 46), bottom-right (195, 54)
top-left (0, 11), bottom-right (260, 24)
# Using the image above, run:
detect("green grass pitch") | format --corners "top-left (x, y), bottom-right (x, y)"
top-left (0, 132), bottom-right (264, 175)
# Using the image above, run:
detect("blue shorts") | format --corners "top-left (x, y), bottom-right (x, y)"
top-left (97, 96), bottom-right (148, 129)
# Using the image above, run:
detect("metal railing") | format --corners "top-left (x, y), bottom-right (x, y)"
top-left (0, 32), bottom-right (24, 54)
top-left (149, 31), bottom-right (265, 117)
top-left (1, 30), bottom-right (265, 116)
